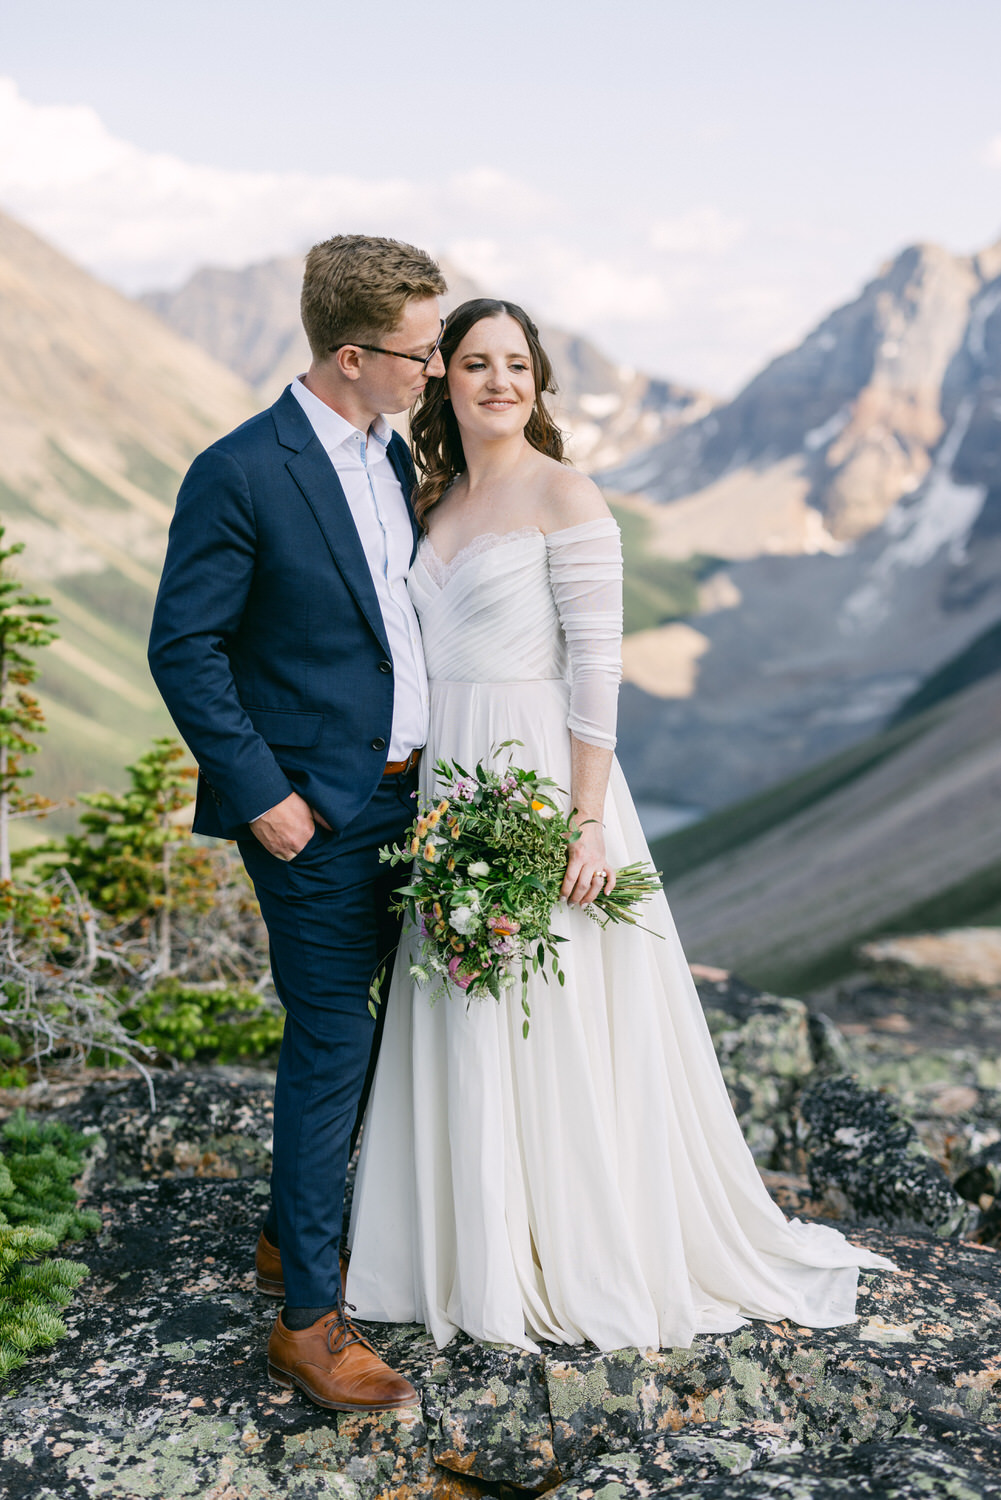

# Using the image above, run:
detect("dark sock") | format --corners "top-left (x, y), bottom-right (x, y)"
top-left (282, 1303), bottom-right (338, 1331)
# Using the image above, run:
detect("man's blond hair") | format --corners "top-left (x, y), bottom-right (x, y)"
top-left (301, 234), bottom-right (447, 360)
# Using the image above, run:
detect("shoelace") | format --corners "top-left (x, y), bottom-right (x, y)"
top-left (324, 1301), bottom-right (378, 1359)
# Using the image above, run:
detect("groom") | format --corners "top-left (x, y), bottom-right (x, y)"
top-left (148, 234), bottom-right (447, 1410)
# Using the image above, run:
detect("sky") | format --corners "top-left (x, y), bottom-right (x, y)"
top-left (2, 0), bottom-right (1001, 393)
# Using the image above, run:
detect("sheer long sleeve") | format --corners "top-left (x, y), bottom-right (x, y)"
top-left (545, 517), bottom-right (623, 751)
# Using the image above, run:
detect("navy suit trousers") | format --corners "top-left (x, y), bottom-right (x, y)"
top-left (238, 770), bottom-right (417, 1307)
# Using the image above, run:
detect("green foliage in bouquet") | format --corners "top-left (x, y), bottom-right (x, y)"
top-left (0, 1109), bottom-right (99, 1381)
top-left (378, 744), bottom-right (662, 1036)
top-left (116, 980), bottom-right (284, 1064)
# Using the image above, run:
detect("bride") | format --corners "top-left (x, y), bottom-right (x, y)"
top-left (346, 298), bottom-right (892, 1353)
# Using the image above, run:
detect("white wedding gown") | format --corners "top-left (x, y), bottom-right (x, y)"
top-left (347, 518), bottom-right (892, 1352)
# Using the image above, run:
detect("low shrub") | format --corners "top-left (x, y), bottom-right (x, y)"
top-left (118, 980), bottom-right (284, 1064)
top-left (0, 1109), bottom-right (99, 1380)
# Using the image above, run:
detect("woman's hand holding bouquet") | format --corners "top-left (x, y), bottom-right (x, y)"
top-left (375, 743), bottom-right (661, 1037)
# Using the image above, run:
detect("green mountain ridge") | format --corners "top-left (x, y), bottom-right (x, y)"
top-left (0, 209), bottom-right (256, 831)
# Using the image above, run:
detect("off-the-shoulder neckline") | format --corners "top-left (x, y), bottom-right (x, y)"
top-left (419, 516), bottom-right (619, 590)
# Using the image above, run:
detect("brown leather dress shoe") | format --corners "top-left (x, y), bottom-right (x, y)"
top-left (267, 1305), bottom-right (418, 1412)
top-left (254, 1232), bottom-right (349, 1299)
top-left (254, 1231), bottom-right (285, 1296)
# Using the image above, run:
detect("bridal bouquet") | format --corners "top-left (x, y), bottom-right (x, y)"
top-left (374, 744), bottom-right (661, 1036)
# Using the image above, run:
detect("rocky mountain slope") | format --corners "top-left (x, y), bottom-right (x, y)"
top-left (0, 209), bottom-right (256, 814)
top-left (652, 663), bottom-right (1001, 991)
top-left (610, 236), bottom-right (1001, 812)
top-left (142, 254), bottom-right (714, 471)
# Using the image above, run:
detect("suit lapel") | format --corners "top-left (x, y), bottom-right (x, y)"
top-left (387, 432), bottom-right (421, 564)
top-left (273, 390), bottom-right (391, 655)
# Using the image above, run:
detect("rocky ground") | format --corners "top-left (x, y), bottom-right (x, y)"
top-left (2, 936), bottom-right (1001, 1499)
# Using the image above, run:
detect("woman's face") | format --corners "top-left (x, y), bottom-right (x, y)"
top-left (445, 314), bottom-right (537, 443)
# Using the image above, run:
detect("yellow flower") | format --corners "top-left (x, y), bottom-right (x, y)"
top-left (447, 857), bottom-right (456, 872)
top-left (427, 809), bottom-right (440, 828)
top-left (433, 901), bottom-right (443, 920)
top-left (416, 816), bottom-right (428, 838)
top-left (409, 837), bottom-right (421, 856)
top-left (424, 841), bottom-right (438, 862)
top-left (437, 800), bottom-right (449, 815)
top-left (450, 936), bottom-right (465, 952)
top-left (451, 825), bottom-right (461, 840)
top-left (531, 799), bottom-right (544, 811)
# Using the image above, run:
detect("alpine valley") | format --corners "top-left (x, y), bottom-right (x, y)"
top-left (5, 208), bottom-right (1001, 981)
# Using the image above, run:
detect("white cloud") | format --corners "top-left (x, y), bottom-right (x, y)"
top-left (0, 76), bottom-right (851, 394)
top-left (982, 135), bottom-right (1001, 168)
top-left (651, 206), bottom-right (747, 256)
top-left (0, 75), bottom-right (677, 331)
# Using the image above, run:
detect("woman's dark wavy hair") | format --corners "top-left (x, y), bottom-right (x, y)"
top-left (410, 298), bottom-right (566, 527)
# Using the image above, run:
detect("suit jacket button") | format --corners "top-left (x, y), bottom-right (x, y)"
top-left (378, 659), bottom-right (393, 674)
top-left (371, 737), bottom-right (386, 751)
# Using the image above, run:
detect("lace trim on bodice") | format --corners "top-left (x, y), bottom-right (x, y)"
top-left (419, 526), bottom-right (543, 589)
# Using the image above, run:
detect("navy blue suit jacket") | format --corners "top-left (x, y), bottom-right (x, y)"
top-left (148, 386), bottom-right (420, 839)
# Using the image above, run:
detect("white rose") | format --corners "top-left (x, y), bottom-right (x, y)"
top-left (468, 861), bottom-right (491, 878)
top-left (450, 905), bottom-right (480, 936)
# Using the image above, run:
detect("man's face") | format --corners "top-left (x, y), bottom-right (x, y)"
top-left (354, 296), bottom-right (446, 415)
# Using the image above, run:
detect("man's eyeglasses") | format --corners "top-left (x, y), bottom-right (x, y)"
top-left (331, 318), bottom-right (445, 373)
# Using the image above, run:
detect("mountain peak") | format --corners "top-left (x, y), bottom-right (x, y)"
top-left (602, 236), bottom-right (990, 548)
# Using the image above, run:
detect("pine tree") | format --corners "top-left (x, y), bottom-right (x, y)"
top-left (57, 737), bottom-right (223, 974)
top-left (0, 527), bottom-right (58, 885)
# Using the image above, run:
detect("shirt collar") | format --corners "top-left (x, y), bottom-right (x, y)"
top-left (291, 376), bottom-right (393, 452)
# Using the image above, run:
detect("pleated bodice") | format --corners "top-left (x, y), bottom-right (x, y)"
top-left (410, 527), bottom-right (567, 685)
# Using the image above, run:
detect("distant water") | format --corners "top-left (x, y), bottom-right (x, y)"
top-left (633, 802), bottom-right (704, 843)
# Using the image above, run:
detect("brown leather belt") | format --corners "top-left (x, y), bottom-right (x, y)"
top-left (383, 747), bottom-right (422, 776)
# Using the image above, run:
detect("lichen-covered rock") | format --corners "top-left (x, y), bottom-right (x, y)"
top-left (797, 1075), bottom-right (975, 1236)
top-left (956, 1138), bottom-right (1001, 1204)
top-left (697, 975), bottom-right (815, 1168)
top-left (693, 1433), bottom-right (1000, 1498)
top-left (544, 1421), bottom-right (800, 1497)
top-left (42, 1067), bottom-right (276, 1189)
top-left (547, 1427), bottom-right (1001, 1498)
top-left (4, 1174), bottom-right (1000, 1498)
top-left (424, 1341), bottom-right (558, 1489)
top-left (3, 1072), bottom-right (1001, 1498)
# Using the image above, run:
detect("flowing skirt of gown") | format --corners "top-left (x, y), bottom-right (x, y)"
top-left (347, 529), bottom-right (893, 1353)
